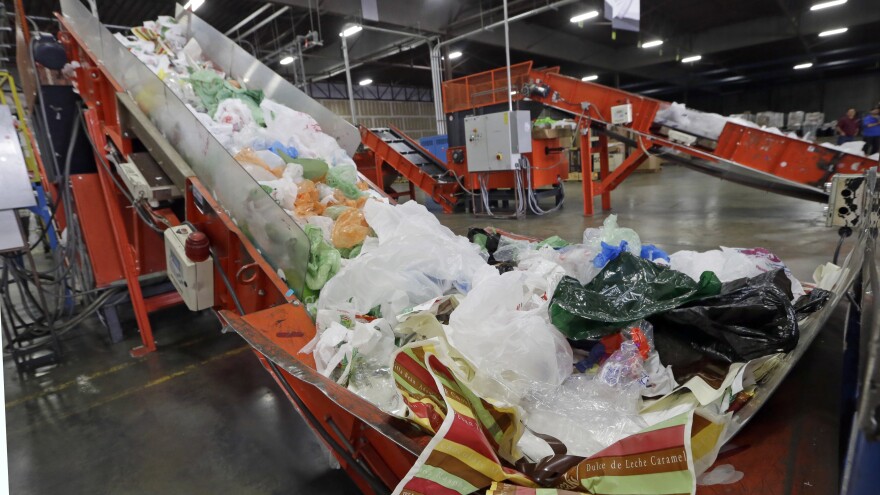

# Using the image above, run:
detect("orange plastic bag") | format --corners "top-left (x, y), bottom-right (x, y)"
top-left (294, 179), bottom-right (326, 217)
top-left (331, 190), bottom-right (369, 209)
top-left (331, 208), bottom-right (370, 249)
top-left (234, 147), bottom-right (284, 178)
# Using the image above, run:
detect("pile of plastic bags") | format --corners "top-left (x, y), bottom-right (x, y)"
top-left (304, 212), bottom-right (831, 494)
top-left (117, 18), bottom-right (836, 494)
top-left (117, 16), bottom-right (384, 300)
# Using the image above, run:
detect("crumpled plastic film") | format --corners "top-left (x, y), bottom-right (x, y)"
top-left (549, 252), bottom-right (722, 340)
top-left (697, 464), bottom-right (744, 486)
top-left (582, 214), bottom-right (641, 257)
top-left (214, 98), bottom-right (256, 131)
top-left (293, 179), bottom-right (326, 217)
top-left (318, 201), bottom-right (497, 320)
top-left (234, 147), bottom-right (284, 178)
top-left (520, 373), bottom-right (646, 460)
top-left (259, 179), bottom-right (298, 210)
top-left (327, 164), bottom-right (364, 200)
top-left (188, 69), bottom-right (264, 124)
top-left (649, 269), bottom-right (830, 365)
top-left (670, 246), bottom-right (805, 299)
top-left (331, 208), bottom-right (370, 249)
top-left (304, 224), bottom-right (341, 291)
top-left (445, 268), bottom-right (573, 404)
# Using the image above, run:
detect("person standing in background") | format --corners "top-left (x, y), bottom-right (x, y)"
top-left (863, 107), bottom-right (880, 156)
top-left (836, 108), bottom-right (860, 145)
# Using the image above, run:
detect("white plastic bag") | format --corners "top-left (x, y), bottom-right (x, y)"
top-left (670, 246), bottom-right (805, 298)
top-left (444, 269), bottom-right (573, 404)
top-left (214, 98), bottom-right (256, 131)
top-left (258, 178), bottom-right (298, 210)
top-left (318, 201), bottom-right (497, 320)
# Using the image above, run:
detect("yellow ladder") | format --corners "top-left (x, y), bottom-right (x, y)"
top-left (0, 70), bottom-right (40, 182)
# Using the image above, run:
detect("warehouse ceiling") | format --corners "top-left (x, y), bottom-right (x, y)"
top-left (14, 0), bottom-right (880, 98)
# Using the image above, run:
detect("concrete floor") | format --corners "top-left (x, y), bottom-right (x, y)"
top-left (4, 165), bottom-right (852, 494)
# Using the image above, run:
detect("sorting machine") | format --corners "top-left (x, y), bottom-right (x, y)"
top-left (26, 0), bottom-right (880, 493)
top-left (359, 61), bottom-right (879, 216)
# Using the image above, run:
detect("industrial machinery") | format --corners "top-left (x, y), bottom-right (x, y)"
top-left (16, 0), bottom-right (877, 493)
top-left (359, 61), bottom-right (879, 216)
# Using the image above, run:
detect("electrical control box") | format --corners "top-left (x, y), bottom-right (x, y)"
top-left (826, 174), bottom-right (867, 228)
top-left (464, 111), bottom-right (532, 172)
top-left (611, 103), bottom-right (633, 125)
top-left (164, 225), bottom-right (215, 311)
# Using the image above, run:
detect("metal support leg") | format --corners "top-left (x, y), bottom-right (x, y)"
top-left (598, 133), bottom-right (611, 211)
top-left (580, 130), bottom-right (594, 216)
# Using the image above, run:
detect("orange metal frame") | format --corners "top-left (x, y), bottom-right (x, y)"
top-left (54, 11), bottom-right (430, 491)
top-left (57, 14), bottom-right (182, 356)
top-left (360, 125), bottom-right (460, 213)
top-left (525, 67), bottom-right (880, 215)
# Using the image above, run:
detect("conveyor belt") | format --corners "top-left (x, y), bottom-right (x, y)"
top-left (360, 125), bottom-right (461, 213)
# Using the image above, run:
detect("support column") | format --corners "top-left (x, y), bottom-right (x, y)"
top-left (599, 133), bottom-right (611, 211)
top-left (580, 129), bottom-right (594, 216)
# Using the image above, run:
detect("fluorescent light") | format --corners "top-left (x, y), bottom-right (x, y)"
top-left (819, 27), bottom-right (848, 37)
top-left (339, 25), bottom-right (362, 37)
top-left (581, 75), bottom-right (598, 82)
top-left (448, 51), bottom-right (462, 60)
top-left (279, 55), bottom-right (294, 65)
top-left (570, 10), bottom-right (599, 23)
top-left (642, 40), bottom-right (663, 48)
top-left (810, 0), bottom-right (846, 11)
top-left (359, 78), bottom-right (373, 86)
top-left (510, 91), bottom-right (517, 95)
top-left (183, 0), bottom-right (205, 11)
top-left (794, 62), bottom-right (813, 69)
top-left (681, 55), bottom-right (702, 63)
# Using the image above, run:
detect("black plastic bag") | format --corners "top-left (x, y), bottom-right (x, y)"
top-left (649, 269), bottom-right (831, 365)
top-left (549, 252), bottom-right (722, 340)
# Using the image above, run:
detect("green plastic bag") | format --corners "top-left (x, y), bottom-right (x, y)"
top-left (549, 252), bottom-right (722, 340)
top-left (188, 70), bottom-right (265, 125)
top-left (326, 165), bottom-right (363, 200)
top-left (304, 224), bottom-right (341, 291)
top-left (275, 149), bottom-right (329, 181)
top-left (294, 158), bottom-right (330, 181)
top-left (537, 235), bottom-right (569, 248)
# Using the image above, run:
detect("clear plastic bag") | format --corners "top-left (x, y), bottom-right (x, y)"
top-left (582, 214), bottom-right (641, 257)
top-left (444, 269), bottom-right (573, 404)
top-left (597, 341), bottom-right (645, 388)
top-left (519, 373), bottom-right (646, 459)
top-left (318, 201), bottom-right (497, 320)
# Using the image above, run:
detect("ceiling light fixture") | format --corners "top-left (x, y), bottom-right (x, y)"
top-left (641, 40), bottom-right (663, 48)
top-left (681, 55), bottom-right (702, 63)
top-left (819, 27), bottom-right (848, 36)
top-left (339, 25), bottom-right (363, 37)
top-left (183, 0), bottom-right (205, 11)
top-left (581, 75), bottom-right (598, 81)
top-left (279, 55), bottom-right (295, 65)
top-left (570, 11), bottom-right (599, 23)
top-left (359, 78), bottom-right (373, 86)
top-left (794, 62), bottom-right (813, 69)
top-left (448, 51), bottom-right (463, 60)
top-left (810, 0), bottom-right (847, 11)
